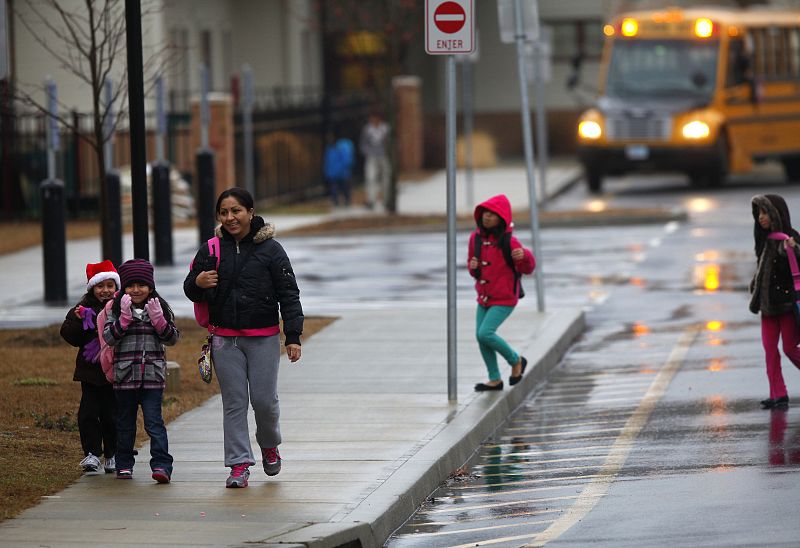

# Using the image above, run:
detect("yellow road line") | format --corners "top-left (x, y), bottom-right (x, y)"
top-left (524, 325), bottom-right (701, 547)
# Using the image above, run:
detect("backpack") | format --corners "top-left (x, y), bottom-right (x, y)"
top-left (473, 232), bottom-right (525, 299)
top-left (96, 299), bottom-right (116, 383)
top-left (191, 237), bottom-right (221, 327)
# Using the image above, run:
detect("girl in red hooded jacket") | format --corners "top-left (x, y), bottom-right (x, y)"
top-left (468, 194), bottom-right (536, 391)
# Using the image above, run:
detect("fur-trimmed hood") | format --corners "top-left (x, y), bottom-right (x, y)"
top-left (215, 215), bottom-right (275, 243)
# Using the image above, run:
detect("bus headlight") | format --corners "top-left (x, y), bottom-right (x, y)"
top-left (682, 120), bottom-right (710, 139)
top-left (579, 120), bottom-right (602, 140)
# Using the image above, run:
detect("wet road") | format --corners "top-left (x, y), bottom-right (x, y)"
top-left (382, 171), bottom-right (800, 547)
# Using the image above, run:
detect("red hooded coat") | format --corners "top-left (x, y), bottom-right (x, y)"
top-left (467, 194), bottom-right (535, 306)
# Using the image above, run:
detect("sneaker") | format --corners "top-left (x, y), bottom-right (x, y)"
top-left (151, 468), bottom-right (171, 484)
top-left (104, 456), bottom-right (116, 474)
top-left (116, 469), bottom-right (133, 479)
top-left (79, 453), bottom-right (101, 472)
top-left (225, 464), bottom-right (250, 488)
top-left (262, 447), bottom-right (281, 476)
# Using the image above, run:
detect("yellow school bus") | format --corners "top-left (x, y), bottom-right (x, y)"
top-left (576, 7), bottom-right (800, 193)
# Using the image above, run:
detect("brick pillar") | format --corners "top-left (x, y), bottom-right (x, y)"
top-left (392, 76), bottom-right (423, 173)
top-left (191, 93), bottom-right (235, 198)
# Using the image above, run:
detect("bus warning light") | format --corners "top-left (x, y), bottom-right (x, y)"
top-left (694, 18), bottom-right (714, 38)
top-left (621, 18), bottom-right (638, 37)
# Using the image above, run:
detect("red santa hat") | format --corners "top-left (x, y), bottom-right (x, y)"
top-left (86, 260), bottom-right (120, 291)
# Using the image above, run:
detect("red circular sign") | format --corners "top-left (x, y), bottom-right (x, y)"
top-left (434, 1), bottom-right (466, 34)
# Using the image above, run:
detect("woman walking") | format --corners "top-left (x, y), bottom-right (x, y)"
top-left (184, 188), bottom-right (304, 488)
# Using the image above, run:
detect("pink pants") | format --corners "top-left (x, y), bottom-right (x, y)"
top-left (761, 312), bottom-right (800, 399)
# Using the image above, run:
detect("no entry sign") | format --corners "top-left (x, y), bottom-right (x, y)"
top-left (425, 0), bottom-right (474, 55)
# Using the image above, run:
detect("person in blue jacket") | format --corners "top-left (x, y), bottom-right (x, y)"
top-left (323, 130), bottom-right (355, 207)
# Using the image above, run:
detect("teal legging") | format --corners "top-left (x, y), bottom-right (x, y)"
top-left (476, 304), bottom-right (520, 381)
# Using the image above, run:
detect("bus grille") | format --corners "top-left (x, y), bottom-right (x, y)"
top-left (606, 116), bottom-right (671, 141)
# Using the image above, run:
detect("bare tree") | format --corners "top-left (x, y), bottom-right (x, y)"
top-left (13, 0), bottom-right (171, 260)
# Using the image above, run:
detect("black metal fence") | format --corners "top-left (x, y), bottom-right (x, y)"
top-left (0, 88), bottom-right (376, 220)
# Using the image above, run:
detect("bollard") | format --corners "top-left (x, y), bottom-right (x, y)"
top-left (196, 148), bottom-right (216, 243)
top-left (40, 179), bottom-right (68, 303)
top-left (165, 361), bottom-right (181, 394)
top-left (151, 161), bottom-right (174, 266)
top-left (105, 170), bottom-right (123, 267)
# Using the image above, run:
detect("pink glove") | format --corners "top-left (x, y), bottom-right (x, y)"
top-left (82, 338), bottom-right (101, 363)
top-left (145, 298), bottom-right (167, 332)
top-left (119, 294), bottom-right (133, 329)
top-left (78, 306), bottom-right (96, 330)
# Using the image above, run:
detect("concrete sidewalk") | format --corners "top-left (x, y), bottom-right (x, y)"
top-left (0, 162), bottom-right (584, 547)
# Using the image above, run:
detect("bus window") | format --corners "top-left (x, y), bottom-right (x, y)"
top-left (727, 38), bottom-right (750, 87)
top-left (791, 28), bottom-right (800, 77)
top-left (606, 39), bottom-right (718, 99)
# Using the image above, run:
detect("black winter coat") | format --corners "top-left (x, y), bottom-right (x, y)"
top-left (183, 216), bottom-right (304, 345)
top-left (750, 194), bottom-right (800, 316)
top-left (60, 294), bottom-right (110, 386)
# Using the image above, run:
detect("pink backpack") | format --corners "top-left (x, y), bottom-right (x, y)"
top-left (191, 237), bottom-right (221, 327)
top-left (96, 299), bottom-right (116, 383)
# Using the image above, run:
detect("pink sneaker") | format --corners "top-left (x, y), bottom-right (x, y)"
top-left (262, 447), bottom-right (281, 476)
top-left (226, 463), bottom-right (250, 488)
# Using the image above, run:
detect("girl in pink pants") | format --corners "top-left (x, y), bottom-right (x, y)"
top-left (750, 194), bottom-right (800, 409)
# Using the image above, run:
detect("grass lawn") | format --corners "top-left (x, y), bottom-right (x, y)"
top-left (0, 316), bottom-right (335, 522)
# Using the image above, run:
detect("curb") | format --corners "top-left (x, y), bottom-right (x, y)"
top-left (269, 308), bottom-right (586, 548)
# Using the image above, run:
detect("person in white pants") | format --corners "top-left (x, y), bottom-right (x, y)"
top-left (359, 112), bottom-right (391, 209)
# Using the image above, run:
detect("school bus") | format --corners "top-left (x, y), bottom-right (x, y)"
top-left (575, 7), bottom-right (800, 194)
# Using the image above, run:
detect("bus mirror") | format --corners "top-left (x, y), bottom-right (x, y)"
top-left (691, 71), bottom-right (708, 89)
top-left (567, 73), bottom-right (579, 90)
top-left (566, 54), bottom-right (584, 90)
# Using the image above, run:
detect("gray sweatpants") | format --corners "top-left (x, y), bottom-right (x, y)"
top-left (211, 334), bottom-right (281, 467)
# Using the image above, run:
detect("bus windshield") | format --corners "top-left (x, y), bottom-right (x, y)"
top-left (605, 40), bottom-right (719, 99)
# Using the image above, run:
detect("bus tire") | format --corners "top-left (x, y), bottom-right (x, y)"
top-left (586, 172), bottom-right (603, 194)
top-left (707, 133), bottom-right (729, 187)
top-left (782, 156), bottom-right (800, 183)
top-left (691, 133), bottom-right (729, 187)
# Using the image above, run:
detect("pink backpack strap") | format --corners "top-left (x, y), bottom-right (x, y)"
top-left (768, 232), bottom-right (800, 292)
top-left (207, 236), bottom-right (221, 269)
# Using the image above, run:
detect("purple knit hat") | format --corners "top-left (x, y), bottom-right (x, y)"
top-left (118, 259), bottom-right (155, 289)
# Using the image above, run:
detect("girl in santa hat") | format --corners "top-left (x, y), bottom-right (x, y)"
top-left (60, 260), bottom-right (120, 474)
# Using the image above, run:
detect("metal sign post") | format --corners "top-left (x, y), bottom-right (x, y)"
top-left (426, 0), bottom-right (474, 401)
top-left (242, 65), bottom-right (255, 198)
top-left (103, 79), bottom-right (115, 172)
top-left (200, 64), bottom-right (210, 150)
top-left (499, 0), bottom-right (545, 312)
top-left (45, 79), bottom-right (59, 180)
top-left (155, 74), bottom-right (166, 162)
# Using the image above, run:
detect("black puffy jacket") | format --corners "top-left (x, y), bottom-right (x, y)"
top-left (60, 293), bottom-right (110, 386)
top-left (183, 216), bottom-right (304, 344)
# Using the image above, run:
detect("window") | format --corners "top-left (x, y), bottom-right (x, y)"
top-left (726, 37), bottom-right (749, 87)
top-left (546, 20), bottom-right (604, 61)
top-left (790, 28), bottom-right (800, 77)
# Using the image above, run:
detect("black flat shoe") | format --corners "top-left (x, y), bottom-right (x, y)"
top-left (761, 396), bottom-right (790, 409)
top-left (474, 381), bottom-right (504, 392)
top-left (509, 356), bottom-right (528, 386)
